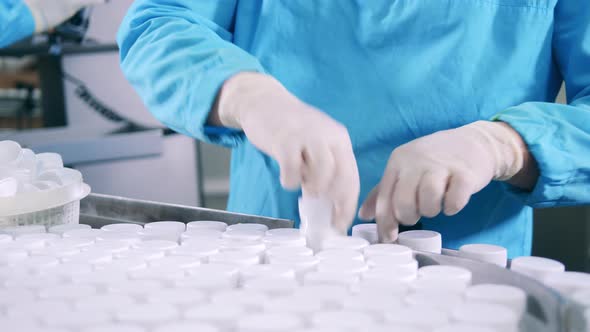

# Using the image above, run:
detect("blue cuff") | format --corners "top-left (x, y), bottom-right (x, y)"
top-left (0, 1), bottom-right (36, 48)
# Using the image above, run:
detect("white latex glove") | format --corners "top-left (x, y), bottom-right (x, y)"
top-left (358, 120), bottom-right (531, 243)
top-left (23, 0), bottom-right (106, 33)
top-left (217, 72), bottom-right (360, 233)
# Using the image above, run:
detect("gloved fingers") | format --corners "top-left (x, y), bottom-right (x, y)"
top-left (443, 174), bottom-right (475, 216)
top-left (392, 171), bottom-right (422, 226)
top-left (358, 186), bottom-right (378, 221)
top-left (328, 144), bottom-right (360, 233)
top-left (417, 170), bottom-right (449, 218)
top-left (273, 142), bottom-right (303, 190)
top-left (300, 143), bottom-right (336, 195)
top-left (375, 168), bottom-right (399, 243)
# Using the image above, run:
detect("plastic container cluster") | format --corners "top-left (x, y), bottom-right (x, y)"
top-left (0, 140), bottom-right (90, 226)
top-left (1, 221), bottom-right (572, 332)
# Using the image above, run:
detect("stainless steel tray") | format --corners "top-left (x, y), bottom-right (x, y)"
top-left (80, 193), bottom-right (587, 332)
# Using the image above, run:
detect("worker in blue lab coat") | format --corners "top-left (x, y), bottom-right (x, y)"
top-left (0, 0), bottom-right (104, 48)
top-left (118, 1), bottom-right (590, 257)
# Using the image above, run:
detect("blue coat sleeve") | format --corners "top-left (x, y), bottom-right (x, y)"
top-left (493, 0), bottom-right (590, 208)
top-left (0, 0), bottom-right (35, 48)
top-left (117, 0), bottom-right (265, 146)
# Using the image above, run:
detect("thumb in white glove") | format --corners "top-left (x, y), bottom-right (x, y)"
top-left (23, 0), bottom-right (106, 33)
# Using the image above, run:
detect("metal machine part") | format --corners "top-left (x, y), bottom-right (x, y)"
top-left (79, 193), bottom-right (587, 332)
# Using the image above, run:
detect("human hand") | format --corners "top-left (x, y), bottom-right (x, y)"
top-left (358, 121), bottom-right (529, 242)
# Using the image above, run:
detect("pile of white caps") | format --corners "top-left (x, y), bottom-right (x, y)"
top-left (0, 221), bottom-right (546, 332)
top-left (0, 140), bottom-right (89, 218)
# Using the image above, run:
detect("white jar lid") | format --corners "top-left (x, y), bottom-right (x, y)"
top-left (168, 243), bottom-right (219, 262)
top-left (184, 303), bottom-right (245, 327)
top-left (351, 223), bottom-right (378, 244)
top-left (43, 309), bottom-right (110, 328)
top-left (322, 236), bottom-right (369, 252)
top-left (341, 293), bottom-right (404, 317)
top-left (237, 313), bottom-right (303, 332)
top-left (11, 237), bottom-right (46, 250)
top-left (137, 228), bottom-right (181, 242)
top-left (144, 221), bottom-right (186, 233)
top-left (181, 264), bottom-right (239, 290)
top-left (227, 223), bottom-right (269, 233)
top-left (240, 264), bottom-right (296, 283)
top-left (7, 299), bottom-right (70, 319)
top-left (510, 256), bottom-right (565, 280)
top-left (96, 232), bottom-right (141, 245)
top-left (107, 280), bottom-right (164, 298)
top-left (16, 232), bottom-right (59, 243)
top-left (97, 258), bottom-right (147, 272)
top-left (128, 266), bottom-right (186, 282)
top-left (62, 228), bottom-right (104, 240)
top-left (366, 256), bottom-right (419, 273)
top-left (153, 323), bottom-right (218, 332)
top-left (211, 289), bottom-right (270, 310)
top-left (362, 266), bottom-right (417, 283)
top-left (61, 250), bottom-right (113, 265)
top-left (148, 255), bottom-right (201, 270)
top-left (452, 303), bottom-right (520, 330)
top-left (82, 325), bottom-right (147, 332)
top-left (132, 240), bottom-right (179, 251)
top-left (116, 303), bottom-right (179, 324)
top-left (464, 284), bottom-right (527, 315)
top-left (209, 251), bottom-right (260, 267)
top-left (115, 248), bottom-right (166, 261)
top-left (397, 230), bottom-right (442, 254)
top-left (316, 249), bottom-right (364, 262)
top-left (418, 265), bottom-right (472, 286)
top-left (1, 224), bottom-right (46, 236)
top-left (57, 237), bottom-right (95, 248)
top-left (459, 244), bottom-right (508, 267)
top-left (405, 292), bottom-right (464, 312)
top-left (3, 274), bottom-right (62, 289)
top-left (433, 324), bottom-right (496, 332)
top-left (0, 317), bottom-right (41, 331)
top-left (74, 294), bottom-right (135, 313)
top-left (243, 277), bottom-right (300, 297)
top-left (263, 233), bottom-right (306, 248)
top-left (543, 272), bottom-right (590, 296)
top-left (269, 256), bottom-right (320, 279)
top-left (87, 241), bottom-right (131, 255)
top-left (71, 270), bottom-right (128, 286)
top-left (264, 295), bottom-right (323, 315)
top-left (187, 220), bottom-right (228, 232)
top-left (30, 244), bottom-right (81, 258)
top-left (49, 262), bottom-right (93, 280)
top-left (181, 229), bottom-right (224, 242)
top-left (146, 288), bottom-right (207, 308)
top-left (0, 247), bottom-right (29, 264)
top-left (222, 229), bottom-right (265, 242)
top-left (362, 326), bottom-right (423, 332)
top-left (0, 233), bottom-right (12, 244)
top-left (293, 285), bottom-right (349, 309)
top-left (363, 243), bottom-right (413, 260)
top-left (385, 307), bottom-right (449, 329)
top-left (266, 246), bottom-right (313, 262)
top-left (351, 279), bottom-right (409, 296)
top-left (318, 258), bottom-right (368, 276)
top-left (311, 310), bottom-right (375, 330)
top-left (19, 255), bottom-right (60, 272)
top-left (39, 284), bottom-right (97, 301)
top-left (266, 228), bottom-right (301, 237)
top-left (410, 278), bottom-right (469, 294)
top-left (101, 223), bottom-right (143, 233)
top-left (0, 288), bottom-right (36, 305)
top-left (220, 240), bottom-right (266, 254)
top-left (49, 223), bottom-right (91, 235)
top-left (304, 271), bottom-right (360, 287)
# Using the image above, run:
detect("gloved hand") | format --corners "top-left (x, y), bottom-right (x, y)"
top-left (358, 120), bottom-right (532, 242)
top-left (23, 0), bottom-right (106, 33)
top-left (216, 72), bottom-right (360, 233)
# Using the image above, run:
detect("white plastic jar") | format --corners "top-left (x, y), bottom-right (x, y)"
top-left (144, 221), bottom-right (186, 234)
top-left (464, 284), bottom-right (527, 316)
top-left (116, 303), bottom-right (180, 328)
top-left (311, 310), bottom-right (376, 331)
top-left (101, 223), bottom-right (143, 233)
top-left (321, 236), bottom-right (369, 252)
top-left (351, 223), bottom-right (378, 244)
top-left (385, 307), bottom-right (449, 330)
top-left (184, 302), bottom-right (245, 331)
top-left (459, 244), bottom-right (508, 267)
top-left (237, 313), bottom-right (303, 332)
top-left (451, 303), bottom-right (520, 332)
top-left (510, 256), bottom-right (565, 281)
top-left (397, 230), bottom-right (442, 254)
top-left (418, 265), bottom-right (473, 286)
top-left (187, 220), bottom-right (228, 232)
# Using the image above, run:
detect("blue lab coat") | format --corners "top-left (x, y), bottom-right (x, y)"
top-left (118, 0), bottom-right (590, 257)
top-left (0, 1), bottom-right (34, 48)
